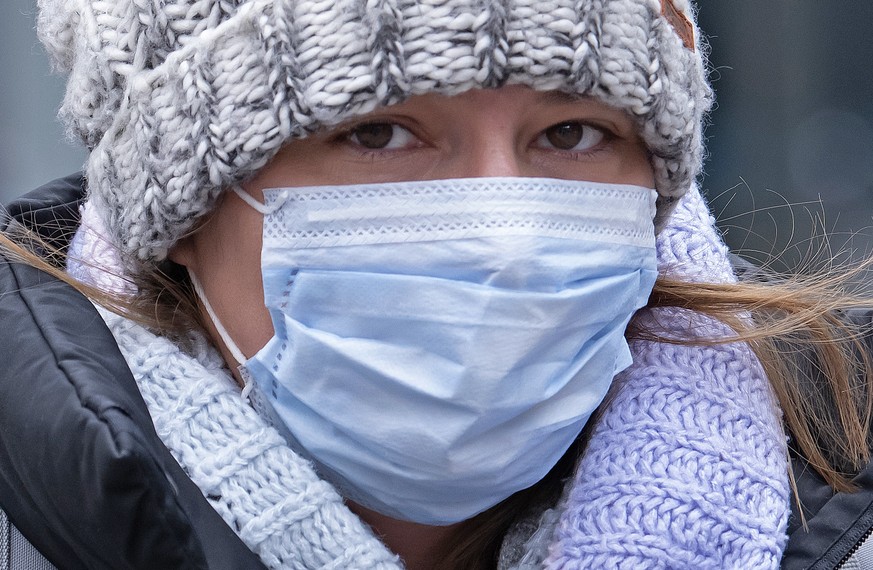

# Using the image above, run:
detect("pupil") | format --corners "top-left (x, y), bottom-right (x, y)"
top-left (355, 124), bottom-right (394, 149)
top-left (546, 123), bottom-right (583, 150)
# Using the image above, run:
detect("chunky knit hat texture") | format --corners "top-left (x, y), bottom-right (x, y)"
top-left (38, 0), bottom-right (712, 261)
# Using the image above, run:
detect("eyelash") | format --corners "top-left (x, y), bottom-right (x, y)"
top-left (332, 119), bottom-right (617, 160)
top-left (330, 121), bottom-right (420, 157)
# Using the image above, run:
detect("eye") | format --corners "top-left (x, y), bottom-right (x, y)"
top-left (347, 122), bottom-right (418, 150)
top-left (535, 122), bottom-right (606, 152)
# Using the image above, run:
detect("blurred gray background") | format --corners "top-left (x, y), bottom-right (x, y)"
top-left (1, 0), bottom-right (86, 201)
top-left (2, 2), bottom-right (873, 271)
top-left (698, 3), bottom-right (873, 271)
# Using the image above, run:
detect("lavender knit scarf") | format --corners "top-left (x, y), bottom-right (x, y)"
top-left (538, 187), bottom-right (790, 568)
top-left (69, 185), bottom-right (790, 569)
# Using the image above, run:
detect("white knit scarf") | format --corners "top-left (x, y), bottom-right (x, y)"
top-left (96, 304), bottom-right (403, 569)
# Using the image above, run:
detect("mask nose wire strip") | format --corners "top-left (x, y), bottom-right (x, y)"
top-left (233, 185), bottom-right (282, 214)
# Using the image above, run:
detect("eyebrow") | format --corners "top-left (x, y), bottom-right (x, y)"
top-left (539, 91), bottom-right (587, 105)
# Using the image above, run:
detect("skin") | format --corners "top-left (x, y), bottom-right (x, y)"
top-left (170, 85), bottom-right (654, 569)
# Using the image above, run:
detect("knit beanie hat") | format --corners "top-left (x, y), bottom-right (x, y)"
top-left (38, 0), bottom-right (712, 262)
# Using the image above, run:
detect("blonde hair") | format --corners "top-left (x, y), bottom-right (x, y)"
top-left (2, 227), bottom-right (872, 568)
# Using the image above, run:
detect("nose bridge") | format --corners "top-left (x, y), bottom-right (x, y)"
top-left (455, 128), bottom-right (523, 178)
top-left (471, 139), bottom-right (523, 178)
top-left (436, 96), bottom-right (524, 178)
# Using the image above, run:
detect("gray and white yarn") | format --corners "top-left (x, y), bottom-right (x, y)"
top-left (95, 306), bottom-right (402, 570)
top-left (38, 0), bottom-right (712, 262)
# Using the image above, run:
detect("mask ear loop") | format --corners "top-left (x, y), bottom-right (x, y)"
top-left (233, 185), bottom-right (285, 215)
top-left (189, 269), bottom-right (256, 400)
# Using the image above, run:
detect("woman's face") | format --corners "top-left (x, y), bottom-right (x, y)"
top-left (171, 86), bottom-right (655, 373)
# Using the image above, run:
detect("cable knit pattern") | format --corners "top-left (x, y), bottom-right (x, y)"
top-left (95, 306), bottom-right (402, 570)
top-left (542, 187), bottom-right (790, 569)
top-left (38, 0), bottom-right (711, 261)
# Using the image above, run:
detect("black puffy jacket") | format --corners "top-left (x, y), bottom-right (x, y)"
top-left (0, 174), bottom-right (264, 569)
top-left (2, 174), bottom-right (873, 569)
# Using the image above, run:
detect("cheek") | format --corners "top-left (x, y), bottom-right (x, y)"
top-left (527, 138), bottom-right (656, 188)
top-left (188, 196), bottom-right (276, 360)
top-left (224, 269), bottom-right (275, 358)
top-left (627, 145), bottom-right (656, 189)
top-left (215, 218), bottom-right (275, 357)
top-left (595, 140), bottom-right (656, 188)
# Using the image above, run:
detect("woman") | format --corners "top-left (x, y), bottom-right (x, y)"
top-left (2, 0), bottom-right (872, 568)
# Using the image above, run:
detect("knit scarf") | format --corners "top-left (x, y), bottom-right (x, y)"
top-left (71, 186), bottom-right (790, 569)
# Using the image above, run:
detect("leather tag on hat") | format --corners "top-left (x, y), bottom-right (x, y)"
top-left (661, 0), bottom-right (695, 52)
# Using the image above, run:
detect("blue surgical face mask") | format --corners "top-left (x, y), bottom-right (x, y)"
top-left (193, 177), bottom-right (658, 526)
